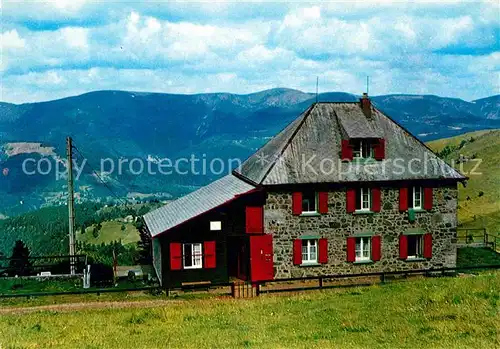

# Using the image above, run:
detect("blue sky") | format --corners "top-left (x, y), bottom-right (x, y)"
top-left (1, 0), bottom-right (499, 104)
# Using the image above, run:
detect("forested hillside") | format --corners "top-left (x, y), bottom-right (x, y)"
top-left (0, 202), bottom-right (160, 264)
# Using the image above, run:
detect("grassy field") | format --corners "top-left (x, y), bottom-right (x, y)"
top-left (77, 220), bottom-right (140, 245)
top-left (427, 129), bottom-right (500, 234)
top-left (0, 271), bottom-right (499, 349)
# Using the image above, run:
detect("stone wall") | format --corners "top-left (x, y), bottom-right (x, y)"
top-left (264, 185), bottom-right (458, 278)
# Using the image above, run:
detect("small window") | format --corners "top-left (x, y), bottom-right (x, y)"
top-left (210, 221), bottom-right (222, 231)
top-left (183, 243), bottom-right (203, 269)
top-left (355, 237), bottom-right (371, 261)
top-left (352, 140), bottom-right (374, 159)
top-left (301, 239), bottom-right (317, 264)
top-left (302, 191), bottom-right (317, 213)
top-left (355, 188), bottom-right (371, 211)
top-left (410, 186), bottom-right (422, 210)
top-left (407, 235), bottom-right (423, 259)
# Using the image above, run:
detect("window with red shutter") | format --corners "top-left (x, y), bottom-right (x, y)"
top-left (346, 237), bottom-right (356, 262)
top-left (246, 206), bottom-right (263, 233)
top-left (423, 187), bottom-right (433, 210)
top-left (399, 235), bottom-right (408, 259)
top-left (374, 138), bottom-right (385, 160)
top-left (371, 235), bottom-right (381, 261)
top-left (292, 192), bottom-right (302, 215)
top-left (170, 243), bottom-right (182, 270)
top-left (371, 188), bottom-right (381, 212)
top-left (318, 238), bottom-right (328, 264)
top-left (293, 239), bottom-right (302, 265)
top-left (346, 188), bottom-right (356, 213)
top-left (318, 192), bottom-right (328, 214)
top-left (341, 139), bottom-right (353, 160)
top-left (423, 233), bottom-right (432, 259)
top-left (203, 241), bottom-right (216, 268)
top-left (399, 188), bottom-right (408, 211)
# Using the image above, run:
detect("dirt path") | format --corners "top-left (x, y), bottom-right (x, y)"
top-left (0, 299), bottom-right (182, 315)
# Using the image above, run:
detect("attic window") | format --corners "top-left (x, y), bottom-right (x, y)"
top-left (352, 140), bottom-right (374, 159)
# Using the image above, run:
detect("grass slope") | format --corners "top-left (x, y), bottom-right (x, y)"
top-left (427, 129), bottom-right (500, 234)
top-left (0, 271), bottom-right (499, 348)
top-left (77, 221), bottom-right (140, 245)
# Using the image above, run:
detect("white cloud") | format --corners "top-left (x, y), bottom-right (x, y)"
top-left (0, 2), bottom-right (498, 103)
top-left (61, 27), bottom-right (89, 49)
top-left (0, 29), bottom-right (26, 49)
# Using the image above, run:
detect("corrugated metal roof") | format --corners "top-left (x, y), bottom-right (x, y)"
top-left (144, 174), bottom-right (255, 237)
top-left (235, 102), bottom-right (466, 185)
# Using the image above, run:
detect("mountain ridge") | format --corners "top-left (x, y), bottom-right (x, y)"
top-left (0, 88), bottom-right (499, 216)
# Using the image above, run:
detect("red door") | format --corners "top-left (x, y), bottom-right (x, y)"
top-left (249, 234), bottom-right (274, 282)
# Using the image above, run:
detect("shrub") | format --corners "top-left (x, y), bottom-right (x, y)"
top-left (478, 191), bottom-right (484, 197)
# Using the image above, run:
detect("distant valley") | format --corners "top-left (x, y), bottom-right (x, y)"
top-left (0, 88), bottom-right (499, 216)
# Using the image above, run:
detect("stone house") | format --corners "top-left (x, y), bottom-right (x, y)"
top-left (144, 94), bottom-right (465, 287)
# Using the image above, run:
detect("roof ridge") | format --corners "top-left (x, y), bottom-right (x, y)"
top-left (256, 103), bottom-right (316, 184)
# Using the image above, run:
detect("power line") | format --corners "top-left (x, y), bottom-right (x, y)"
top-left (72, 143), bottom-right (129, 206)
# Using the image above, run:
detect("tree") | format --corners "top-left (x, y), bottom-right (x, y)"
top-left (135, 218), bottom-right (152, 265)
top-left (8, 240), bottom-right (33, 276)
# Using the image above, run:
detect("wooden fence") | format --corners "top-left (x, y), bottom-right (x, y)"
top-left (2, 264), bottom-right (500, 300)
top-left (457, 228), bottom-right (500, 252)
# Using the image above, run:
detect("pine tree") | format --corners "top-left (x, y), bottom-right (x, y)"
top-left (8, 240), bottom-right (33, 276)
top-left (135, 218), bottom-right (152, 265)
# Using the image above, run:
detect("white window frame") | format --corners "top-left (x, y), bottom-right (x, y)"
top-left (302, 192), bottom-right (318, 214)
top-left (353, 140), bottom-right (374, 159)
top-left (412, 186), bottom-right (423, 210)
top-left (355, 236), bottom-right (371, 262)
top-left (356, 187), bottom-right (372, 212)
top-left (210, 221), bottom-right (222, 231)
top-left (301, 239), bottom-right (318, 264)
top-left (407, 235), bottom-right (424, 259)
top-left (183, 243), bottom-right (203, 269)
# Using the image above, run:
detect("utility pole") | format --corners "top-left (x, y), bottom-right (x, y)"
top-left (67, 136), bottom-right (76, 275)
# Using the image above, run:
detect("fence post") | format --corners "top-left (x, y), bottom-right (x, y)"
top-left (380, 273), bottom-right (386, 284)
top-left (319, 277), bottom-right (323, 289)
top-left (230, 283), bottom-right (235, 298)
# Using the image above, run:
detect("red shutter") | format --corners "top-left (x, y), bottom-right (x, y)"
top-left (293, 239), bottom-right (302, 265)
top-left (372, 188), bottom-right (381, 212)
top-left (341, 139), bottom-right (353, 161)
top-left (246, 206), bottom-right (263, 233)
top-left (371, 235), bottom-right (381, 261)
top-left (346, 237), bottom-right (356, 262)
top-left (203, 241), bottom-right (216, 268)
top-left (399, 235), bottom-right (408, 259)
top-left (423, 187), bottom-right (433, 210)
top-left (318, 238), bottom-right (328, 264)
top-left (399, 188), bottom-right (408, 211)
top-left (423, 233), bottom-right (433, 259)
top-left (374, 138), bottom-right (385, 160)
top-left (346, 188), bottom-right (356, 213)
top-left (170, 243), bottom-right (182, 270)
top-left (292, 192), bottom-right (302, 215)
top-left (318, 192), bottom-right (328, 214)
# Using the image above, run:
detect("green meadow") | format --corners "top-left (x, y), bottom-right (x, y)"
top-left (1, 270), bottom-right (499, 349)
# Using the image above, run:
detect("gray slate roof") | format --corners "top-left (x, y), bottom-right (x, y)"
top-left (337, 105), bottom-right (383, 138)
top-left (234, 102), bottom-right (466, 185)
top-left (144, 174), bottom-right (255, 237)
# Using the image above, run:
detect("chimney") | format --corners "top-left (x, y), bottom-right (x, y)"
top-left (360, 92), bottom-right (371, 118)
